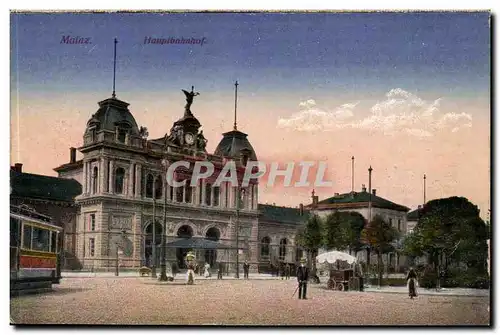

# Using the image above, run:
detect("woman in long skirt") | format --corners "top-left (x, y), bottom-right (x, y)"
top-left (407, 267), bottom-right (418, 299)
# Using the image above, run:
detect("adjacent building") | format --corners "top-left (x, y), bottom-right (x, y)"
top-left (10, 163), bottom-right (82, 269)
top-left (306, 185), bottom-right (410, 271)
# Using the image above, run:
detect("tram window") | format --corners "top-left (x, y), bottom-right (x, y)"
top-left (32, 227), bottom-right (50, 252)
top-left (10, 218), bottom-right (19, 247)
top-left (50, 232), bottom-right (57, 253)
top-left (23, 225), bottom-right (32, 249)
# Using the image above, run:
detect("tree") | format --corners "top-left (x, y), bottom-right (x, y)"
top-left (343, 211), bottom-right (367, 255)
top-left (323, 211), bottom-right (366, 255)
top-left (296, 214), bottom-right (323, 272)
top-left (323, 212), bottom-right (349, 251)
top-left (404, 197), bottom-right (488, 275)
top-left (361, 214), bottom-right (399, 287)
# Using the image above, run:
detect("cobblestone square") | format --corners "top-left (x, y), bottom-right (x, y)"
top-left (10, 278), bottom-right (490, 326)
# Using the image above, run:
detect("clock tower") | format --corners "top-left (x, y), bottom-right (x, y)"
top-left (165, 86), bottom-right (207, 152)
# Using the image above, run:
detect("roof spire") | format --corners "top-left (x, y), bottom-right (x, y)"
top-left (112, 38), bottom-right (118, 98)
top-left (233, 80), bottom-right (239, 131)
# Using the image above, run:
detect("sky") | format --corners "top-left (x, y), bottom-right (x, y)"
top-left (10, 11), bottom-right (491, 218)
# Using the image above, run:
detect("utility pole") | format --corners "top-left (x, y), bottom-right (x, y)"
top-left (351, 156), bottom-right (355, 192)
top-left (423, 174), bottom-right (427, 205)
top-left (151, 198), bottom-right (157, 278)
top-left (159, 159), bottom-right (169, 281)
top-left (235, 186), bottom-right (240, 279)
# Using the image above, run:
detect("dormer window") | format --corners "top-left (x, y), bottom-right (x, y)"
top-left (239, 148), bottom-right (252, 166)
top-left (115, 121), bottom-right (132, 144)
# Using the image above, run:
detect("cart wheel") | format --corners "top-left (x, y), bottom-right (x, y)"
top-left (327, 279), bottom-right (336, 290)
top-left (336, 283), bottom-right (344, 291)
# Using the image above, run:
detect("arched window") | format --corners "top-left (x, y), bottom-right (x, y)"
top-left (92, 166), bottom-right (98, 194)
top-left (261, 237), bottom-right (271, 258)
top-left (115, 167), bottom-right (125, 194)
top-left (154, 175), bottom-right (163, 199)
top-left (145, 174), bottom-right (154, 198)
top-left (279, 238), bottom-right (288, 261)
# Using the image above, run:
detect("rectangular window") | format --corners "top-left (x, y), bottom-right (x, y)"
top-left (398, 219), bottom-right (401, 232)
top-left (225, 184), bottom-right (229, 207)
top-left (205, 183), bottom-right (212, 206)
top-left (389, 218), bottom-right (393, 227)
top-left (176, 186), bottom-right (184, 203)
top-left (89, 214), bottom-right (96, 231)
top-left (22, 225), bottom-right (32, 249)
top-left (169, 186), bottom-right (174, 202)
top-left (89, 238), bottom-right (95, 257)
top-left (213, 187), bottom-right (220, 207)
top-left (250, 186), bottom-right (254, 210)
top-left (10, 217), bottom-right (19, 247)
top-left (185, 185), bottom-right (192, 204)
top-left (50, 231), bottom-right (58, 253)
top-left (32, 227), bottom-right (50, 252)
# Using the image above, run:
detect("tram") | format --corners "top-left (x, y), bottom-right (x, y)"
top-left (10, 204), bottom-right (62, 294)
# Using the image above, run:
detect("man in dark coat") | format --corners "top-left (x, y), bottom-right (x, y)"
top-left (243, 260), bottom-right (250, 279)
top-left (285, 263), bottom-right (291, 280)
top-left (296, 257), bottom-right (309, 299)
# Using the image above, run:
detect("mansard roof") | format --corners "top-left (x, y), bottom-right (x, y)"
top-left (258, 204), bottom-right (310, 225)
top-left (307, 190), bottom-right (410, 212)
top-left (10, 169), bottom-right (82, 203)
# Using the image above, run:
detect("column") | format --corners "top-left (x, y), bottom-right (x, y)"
top-left (253, 184), bottom-right (258, 209)
top-left (166, 183), bottom-right (171, 202)
top-left (135, 164), bottom-right (141, 198)
top-left (99, 158), bottom-right (106, 194)
top-left (201, 180), bottom-right (206, 205)
top-left (108, 160), bottom-right (115, 194)
top-left (183, 183), bottom-right (187, 203)
top-left (128, 162), bottom-right (134, 196)
top-left (210, 186), bottom-right (214, 207)
top-left (82, 161), bottom-right (88, 195)
top-left (191, 184), bottom-right (197, 205)
top-left (103, 157), bottom-right (109, 193)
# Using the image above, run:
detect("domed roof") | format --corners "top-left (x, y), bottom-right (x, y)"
top-left (85, 97), bottom-right (140, 135)
top-left (214, 130), bottom-right (257, 160)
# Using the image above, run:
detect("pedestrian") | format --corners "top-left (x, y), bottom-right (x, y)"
top-left (285, 263), bottom-right (291, 280)
top-left (217, 262), bottom-right (223, 280)
top-left (204, 262), bottom-right (211, 278)
top-left (407, 267), bottom-right (418, 299)
top-left (296, 257), bottom-right (309, 300)
top-left (243, 260), bottom-right (250, 279)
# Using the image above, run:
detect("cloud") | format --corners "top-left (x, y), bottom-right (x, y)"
top-left (277, 88), bottom-right (473, 137)
top-left (277, 99), bottom-right (356, 132)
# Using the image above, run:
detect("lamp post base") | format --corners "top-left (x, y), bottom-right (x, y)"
top-left (151, 266), bottom-right (157, 278)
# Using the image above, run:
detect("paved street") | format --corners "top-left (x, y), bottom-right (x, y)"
top-left (11, 277), bottom-right (490, 326)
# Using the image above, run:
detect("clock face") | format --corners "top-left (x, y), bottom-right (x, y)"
top-left (184, 133), bottom-right (195, 145)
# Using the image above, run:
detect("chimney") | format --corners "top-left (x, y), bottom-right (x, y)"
top-left (299, 203), bottom-right (304, 216)
top-left (13, 163), bottom-right (23, 173)
top-left (361, 184), bottom-right (366, 192)
top-left (418, 205), bottom-right (422, 209)
top-left (334, 193), bottom-right (340, 196)
top-left (70, 147), bottom-right (77, 163)
top-left (372, 189), bottom-right (376, 196)
top-left (312, 196), bottom-right (319, 206)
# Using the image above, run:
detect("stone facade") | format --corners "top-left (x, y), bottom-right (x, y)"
top-left (54, 93), bottom-right (305, 274)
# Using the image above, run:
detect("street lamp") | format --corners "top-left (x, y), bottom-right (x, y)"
top-left (158, 158), bottom-right (169, 281)
top-left (235, 186), bottom-right (245, 279)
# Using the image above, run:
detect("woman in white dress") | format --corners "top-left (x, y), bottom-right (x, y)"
top-left (204, 263), bottom-right (211, 278)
